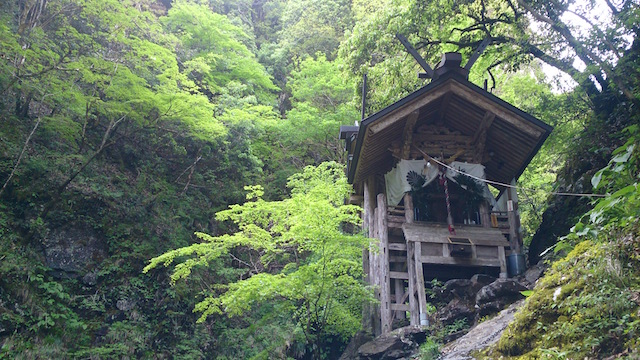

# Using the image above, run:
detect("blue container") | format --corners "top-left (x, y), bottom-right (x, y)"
top-left (507, 253), bottom-right (526, 277)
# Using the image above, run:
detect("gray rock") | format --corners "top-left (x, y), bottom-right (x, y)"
top-left (443, 279), bottom-right (474, 300)
top-left (43, 226), bottom-right (105, 276)
top-left (522, 263), bottom-right (546, 289)
top-left (438, 300), bottom-right (525, 360)
top-left (357, 326), bottom-right (426, 360)
top-left (82, 272), bottom-right (97, 286)
top-left (475, 279), bottom-right (527, 308)
top-left (476, 300), bottom-right (504, 318)
top-left (436, 299), bottom-right (475, 327)
top-left (470, 274), bottom-right (496, 287)
top-left (116, 299), bottom-right (135, 311)
top-left (339, 331), bottom-right (373, 360)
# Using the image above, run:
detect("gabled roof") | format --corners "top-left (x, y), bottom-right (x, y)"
top-left (345, 70), bottom-right (553, 188)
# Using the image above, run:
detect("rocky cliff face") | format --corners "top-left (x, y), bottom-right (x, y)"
top-left (43, 226), bottom-right (106, 279)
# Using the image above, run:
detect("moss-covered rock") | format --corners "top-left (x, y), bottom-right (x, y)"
top-left (487, 237), bottom-right (640, 359)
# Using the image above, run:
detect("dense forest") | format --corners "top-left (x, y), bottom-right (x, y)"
top-left (0, 0), bottom-right (639, 359)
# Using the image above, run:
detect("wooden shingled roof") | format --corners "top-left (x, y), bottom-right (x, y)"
top-left (344, 64), bottom-right (553, 190)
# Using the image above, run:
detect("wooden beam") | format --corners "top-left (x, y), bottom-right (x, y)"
top-left (401, 111), bottom-right (419, 159)
top-left (419, 255), bottom-right (502, 267)
top-left (365, 178), bottom-right (381, 336)
top-left (391, 304), bottom-right (410, 311)
top-left (414, 242), bottom-right (428, 324)
top-left (437, 92), bottom-right (452, 125)
top-left (448, 82), bottom-right (542, 137)
top-left (479, 202), bottom-right (491, 229)
top-left (472, 111), bottom-right (495, 144)
top-left (389, 243), bottom-right (408, 251)
top-left (506, 185), bottom-right (522, 254)
top-left (368, 84), bottom-right (451, 135)
top-left (395, 33), bottom-right (434, 77)
top-left (402, 223), bottom-right (510, 246)
top-left (498, 246), bottom-right (507, 278)
top-left (406, 240), bottom-right (419, 326)
top-left (404, 193), bottom-right (414, 224)
top-left (472, 111), bottom-right (495, 163)
top-left (377, 193), bottom-right (392, 334)
top-left (390, 271), bottom-right (409, 279)
top-left (394, 278), bottom-right (405, 321)
top-left (362, 179), bottom-right (373, 334)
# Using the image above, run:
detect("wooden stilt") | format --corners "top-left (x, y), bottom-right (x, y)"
top-left (377, 193), bottom-right (392, 334)
top-left (479, 202), bottom-right (490, 228)
top-left (498, 246), bottom-right (507, 278)
top-left (394, 278), bottom-right (404, 321)
top-left (362, 179), bottom-right (374, 333)
top-left (507, 187), bottom-right (520, 254)
top-left (403, 193), bottom-right (419, 325)
top-left (406, 240), bottom-right (419, 325)
top-left (414, 242), bottom-right (428, 326)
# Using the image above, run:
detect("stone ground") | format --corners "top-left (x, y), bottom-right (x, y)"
top-left (437, 299), bottom-right (525, 360)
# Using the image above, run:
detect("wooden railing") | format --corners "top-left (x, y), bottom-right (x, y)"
top-left (385, 205), bottom-right (514, 235)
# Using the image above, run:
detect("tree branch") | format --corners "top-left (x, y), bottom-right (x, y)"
top-left (0, 93), bottom-right (55, 198)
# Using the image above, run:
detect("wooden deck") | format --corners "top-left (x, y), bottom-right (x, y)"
top-left (402, 223), bottom-right (509, 276)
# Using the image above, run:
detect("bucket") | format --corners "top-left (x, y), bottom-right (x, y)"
top-left (507, 253), bottom-right (526, 277)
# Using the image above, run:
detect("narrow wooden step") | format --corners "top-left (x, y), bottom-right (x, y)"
top-left (390, 271), bottom-right (409, 279)
top-left (389, 243), bottom-right (407, 251)
top-left (389, 255), bottom-right (407, 263)
top-left (391, 304), bottom-right (410, 311)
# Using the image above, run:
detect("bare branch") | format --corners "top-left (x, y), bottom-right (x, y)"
top-left (0, 93), bottom-right (56, 198)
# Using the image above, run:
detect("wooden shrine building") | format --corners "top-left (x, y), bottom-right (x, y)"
top-left (340, 53), bottom-right (552, 335)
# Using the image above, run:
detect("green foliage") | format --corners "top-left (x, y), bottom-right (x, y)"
top-left (1, 0), bottom-right (637, 358)
top-left (281, 0), bottom-right (354, 60)
top-left (165, 1), bottom-right (278, 105)
top-left (491, 238), bottom-right (640, 359)
top-left (560, 125), bottom-right (640, 250)
top-left (145, 162), bottom-right (372, 357)
top-left (419, 337), bottom-right (441, 360)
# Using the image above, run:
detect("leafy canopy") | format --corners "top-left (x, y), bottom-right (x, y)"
top-left (144, 162), bottom-right (371, 350)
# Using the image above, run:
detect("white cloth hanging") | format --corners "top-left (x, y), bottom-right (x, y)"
top-left (384, 160), bottom-right (496, 206)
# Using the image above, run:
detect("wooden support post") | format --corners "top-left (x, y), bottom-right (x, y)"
top-left (472, 112), bottom-right (495, 163)
top-left (406, 241), bottom-right (419, 326)
top-left (414, 242), bottom-right (428, 326)
top-left (506, 186), bottom-right (521, 254)
top-left (394, 278), bottom-right (405, 321)
top-left (442, 242), bottom-right (451, 257)
top-left (404, 193), bottom-right (414, 224)
top-left (401, 111), bottom-right (419, 159)
top-left (479, 202), bottom-right (490, 228)
top-left (377, 193), bottom-right (392, 334)
top-left (403, 193), bottom-right (417, 324)
top-left (362, 179), bottom-right (375, 333)
top-left (498, 246), bottom-right (507, 278)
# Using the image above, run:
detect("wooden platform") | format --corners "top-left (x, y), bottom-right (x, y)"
top-left (402, 222), bottom-right (509, 276)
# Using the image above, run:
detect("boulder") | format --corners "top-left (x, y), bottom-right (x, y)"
top-left (475, 279), bottom-right (527, 316)
top-left (435, 298), bottom-right (475, 327)
top-left (357, 326), bottom-right (426, 360)
top-left (522, 263), bottom-right (546, 289)
top-left (43, 226), bottom-right (105, 277)
top-left (82, 272), bottom-right (98, 286)
top-left (442, 279), bottom-right (474, 301)
top-left (339, 331), bottom-right (373, 360)
top-left (116, 298), bottom-right (135, 312)
top-left (470, 274), bottom-right (496, 288)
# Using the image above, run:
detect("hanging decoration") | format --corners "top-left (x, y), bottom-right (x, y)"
top-left (439, 166), bottom-right (455, 235)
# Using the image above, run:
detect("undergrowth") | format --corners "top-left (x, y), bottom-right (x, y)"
top-left (487, 232), bottom-right (640, 359)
